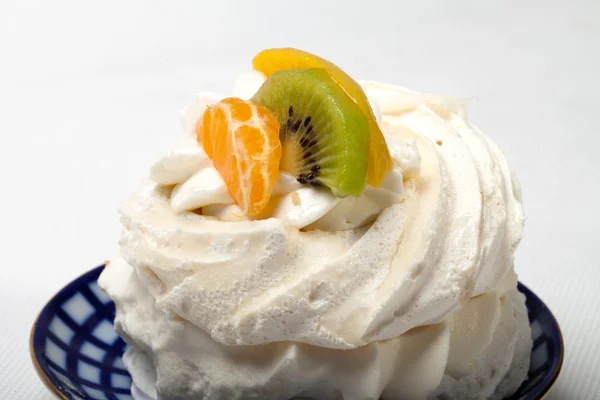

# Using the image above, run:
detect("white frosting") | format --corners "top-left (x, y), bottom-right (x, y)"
top-left (100, 74), bottom-right (530, 399)
top-left (118, 77), bottom-right (524, 349)
top-left (100, 256), bottom-right (531, 400)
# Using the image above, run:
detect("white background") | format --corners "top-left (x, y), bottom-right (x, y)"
top-left (1, 0), bottom-right (598, 399)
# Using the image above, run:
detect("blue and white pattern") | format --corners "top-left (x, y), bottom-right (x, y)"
top-left (32, 266), bottom-right (132, 400)
top-left (31, 266), bottom-right (563, 400)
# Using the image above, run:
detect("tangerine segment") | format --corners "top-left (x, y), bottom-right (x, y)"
top-left (196, 97), bottom-right (281, 216)
top-left (253, 48), bottom-right (393, 188)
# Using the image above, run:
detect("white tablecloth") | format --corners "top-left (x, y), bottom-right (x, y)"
top-left (1, 1), bottom-right (598, 399)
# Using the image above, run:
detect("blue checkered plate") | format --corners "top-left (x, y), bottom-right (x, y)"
top-left (31, 265), bottom-right (563, 400)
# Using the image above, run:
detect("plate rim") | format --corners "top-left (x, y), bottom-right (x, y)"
top-left (30, 265), bottom-right (564, 400)
top-left (30, 265), bottom-right (108, 400)
top-left (30, 320), bottom-right (68, 400)
top-left (515, 282), bottom-right (565, 400)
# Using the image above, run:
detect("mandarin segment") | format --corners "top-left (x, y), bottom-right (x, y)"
top-left (196, 97), bottom-right (281, 216)
top-left (253, 48), bottom-right (393, 187)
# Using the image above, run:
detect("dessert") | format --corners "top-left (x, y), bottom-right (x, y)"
top-left (99, 48), bottom-right (532, 400)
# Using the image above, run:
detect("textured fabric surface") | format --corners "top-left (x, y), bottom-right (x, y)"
top-left (2, 1), bottom-right (598, 399)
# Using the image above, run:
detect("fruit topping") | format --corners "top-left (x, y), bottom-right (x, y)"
top-left (253, 47), bottom-right (392, 187)
top-left (196, 97), bottom-right (281, 216)
top-left (252, 68), bottom-right (369, 198)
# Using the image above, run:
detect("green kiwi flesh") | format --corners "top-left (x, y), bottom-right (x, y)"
top-left (251, 68), bottom-right (370, 198)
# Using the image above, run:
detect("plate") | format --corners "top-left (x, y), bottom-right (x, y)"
top-left (31, 265), bottom-right (563, 400)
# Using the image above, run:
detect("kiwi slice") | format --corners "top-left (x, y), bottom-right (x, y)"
top-left (251, 68), bottom-right (369, 198)
top-left (253, 48), bottom-right (393, 188)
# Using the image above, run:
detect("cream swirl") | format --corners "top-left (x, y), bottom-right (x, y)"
top-left (101, 256), bottom-right (531, 400)
top-left (116, 76), bottom-right (523, 351)
top-left (148, 86), bottom-right (414, 231)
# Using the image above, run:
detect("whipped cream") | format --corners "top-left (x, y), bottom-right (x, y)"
top-left (115, 75), bottom-right (524, 349)
top-left (100, 72), bottom-right (530, 399)
top-left (100, 256), bottom-right (531, 400)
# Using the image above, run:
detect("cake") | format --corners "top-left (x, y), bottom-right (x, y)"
top-left (99, 48), bottom-right (532, 400)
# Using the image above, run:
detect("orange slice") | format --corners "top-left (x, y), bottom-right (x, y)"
top-left (197, 97), bottom-right (282, 216)
top-left (253, 47), bottom-right (393, 188)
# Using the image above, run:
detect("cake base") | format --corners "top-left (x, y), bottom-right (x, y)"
top-left (101, 258), bottom-right (532, 400)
